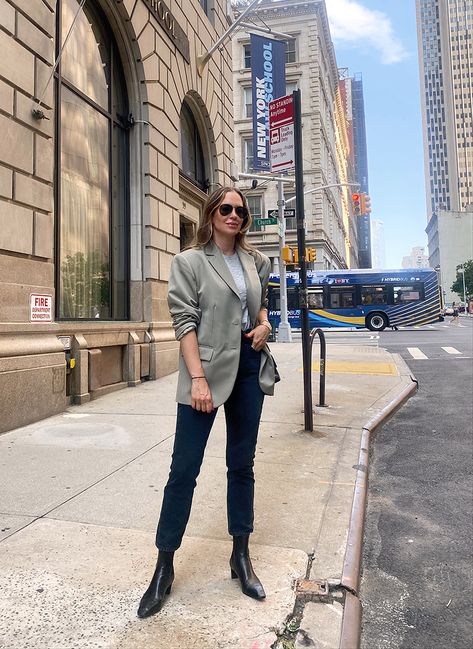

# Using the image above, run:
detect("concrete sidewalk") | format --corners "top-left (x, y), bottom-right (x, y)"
top-left (0, 341), bottom-right (416, 649)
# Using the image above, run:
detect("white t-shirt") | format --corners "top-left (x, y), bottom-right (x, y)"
top-left (223, 252), bottom-right (250, 330)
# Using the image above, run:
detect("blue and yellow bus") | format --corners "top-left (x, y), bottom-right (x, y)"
top-left (268, 268), bottom-right (442, 331)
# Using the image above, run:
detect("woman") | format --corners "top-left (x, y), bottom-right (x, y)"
top-left (138, 186), bottom-right (277, 618)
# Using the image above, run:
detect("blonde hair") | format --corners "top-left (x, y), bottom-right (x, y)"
top-left (189, 186), bottom-right (257, 253)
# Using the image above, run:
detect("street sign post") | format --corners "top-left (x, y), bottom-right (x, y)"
top-left (269, 95), bottom-right (295, 173)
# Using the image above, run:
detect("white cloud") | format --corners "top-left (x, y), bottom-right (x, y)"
top-left (325, 0), bottom-right (409, 64)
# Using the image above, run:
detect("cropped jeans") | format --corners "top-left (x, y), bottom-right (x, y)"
top-left (156, 334), bottom-right (265, 551)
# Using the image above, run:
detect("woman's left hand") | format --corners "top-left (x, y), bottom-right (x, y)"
top-left (244, 324), bottom-right (271, 351)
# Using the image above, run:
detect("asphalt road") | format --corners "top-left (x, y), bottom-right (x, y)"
top-left (355, 319), bottom-right (473, 648)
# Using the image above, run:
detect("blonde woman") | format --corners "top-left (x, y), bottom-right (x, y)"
top-left (138, 186), bottom-right (277, 618)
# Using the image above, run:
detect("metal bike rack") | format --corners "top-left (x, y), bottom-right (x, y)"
top-left (309, 327), bottom-right (328, 409)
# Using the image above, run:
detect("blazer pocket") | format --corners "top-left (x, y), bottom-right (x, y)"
top-left (198, 346), bottom-right (214, 362)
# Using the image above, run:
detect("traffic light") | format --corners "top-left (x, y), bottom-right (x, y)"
top-left (307, 248), bottom-right (316, 262)
top-left (360, 193), bottom-right (371, 215)
top-left (282, 246), bottom-right (293, 263)
top-left (352, 193), bottom-right (361, 216)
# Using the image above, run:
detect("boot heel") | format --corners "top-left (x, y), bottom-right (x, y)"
top-left (166, 585), bottom-right (172, 595)
top-left (230, 568), bottom-right (238, 579)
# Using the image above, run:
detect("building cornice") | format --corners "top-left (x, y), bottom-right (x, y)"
top-left (234, 0), bottom-right (322, 22)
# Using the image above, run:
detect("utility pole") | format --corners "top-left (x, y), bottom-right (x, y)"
top-left (293, 89), bottom-right (312, 432)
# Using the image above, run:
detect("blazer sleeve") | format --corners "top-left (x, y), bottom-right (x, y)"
top-left (167, 253), bottom-right (202, 341)
top-left (255, 252), bottom-right (271, 310)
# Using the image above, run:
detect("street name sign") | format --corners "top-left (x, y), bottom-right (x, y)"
top-left (269, 94), bottom-right (295, 173)
top-left (254, 217), bottom-right (278, 226)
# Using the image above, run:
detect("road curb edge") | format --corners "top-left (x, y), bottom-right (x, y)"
top-left (338, 368), bottom-right (418, 649)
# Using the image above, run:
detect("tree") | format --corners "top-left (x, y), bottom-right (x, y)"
top-left (451, 259), bottom-right (473, 300)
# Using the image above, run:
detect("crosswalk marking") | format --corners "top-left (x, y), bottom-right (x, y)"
top-left (442, 346), bottom-right (462, 355)
top-left (408, 347), bottom-right (428, 360)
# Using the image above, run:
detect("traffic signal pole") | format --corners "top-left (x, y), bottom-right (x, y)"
top-left (293, 90), bottom-right (313, 432)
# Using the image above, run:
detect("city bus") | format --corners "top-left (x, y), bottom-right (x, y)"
top-left (268, 268), bottom-right (442, 331)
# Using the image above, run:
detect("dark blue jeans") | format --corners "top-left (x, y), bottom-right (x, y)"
top-left (156, 335), bottom-right (265, 551)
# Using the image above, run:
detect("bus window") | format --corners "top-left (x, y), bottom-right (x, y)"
top-left (329, 287), bottom-right (355, 308)
top-left (287, 286), bottom-right (299, 309)
top-left (308, 289), bottom-right (323, 308)
top-left (269, 288), bottom-right (280, 310)
top-left (393, 285), bottom-right (422, 304)
top-left (361, 286), bottom-right (387, 305)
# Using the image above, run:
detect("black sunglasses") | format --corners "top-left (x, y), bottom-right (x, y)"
top-left (218, 203), bottom-right (249, 220)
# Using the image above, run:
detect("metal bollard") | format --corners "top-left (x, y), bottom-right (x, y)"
top-left (309, 327), bottom-right (328, 408)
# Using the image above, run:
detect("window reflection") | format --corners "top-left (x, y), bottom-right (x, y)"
top-left (61, 0), bottom-right (109, 109)
top-left (60, 88), bottom-right (110, 318)
top-left (56, 0), bottom-right (128, 320)
top-left (179, 103), bottom-right (206, 189)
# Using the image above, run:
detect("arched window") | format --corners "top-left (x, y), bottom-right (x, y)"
top-left (179, 102), bottom-right (208, 191)
top-left (55, 0), bottom-right (129, 319)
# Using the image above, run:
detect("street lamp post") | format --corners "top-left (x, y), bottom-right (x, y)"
top-left (460, 265), bottom-right (468, 314)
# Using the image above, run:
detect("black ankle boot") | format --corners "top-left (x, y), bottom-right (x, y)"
top-left (230, 535), bottom-right (265, 600)
top-left (137, 551), bottom-right (175, 618)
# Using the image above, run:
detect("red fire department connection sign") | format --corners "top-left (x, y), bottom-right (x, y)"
top-left (269, 94), bottom-right (295, 173)
top-left (30, 294), bottom-right (53, 322)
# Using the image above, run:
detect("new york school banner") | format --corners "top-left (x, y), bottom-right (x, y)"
top-left (251, 34), bottom-right (286, 172)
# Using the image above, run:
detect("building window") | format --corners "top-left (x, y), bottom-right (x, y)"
top-left (247, 195), bottom-right (263, 232)
top-left (243, 138), bottom-right (254, 173)
top-left (286, 38), bottom-right (296, 63)
top-left (286, 81), bottom-right (298, 95)
top-left (244, 87), bottom-right (253, 118)
top-left (180, 102), bottom-right (207, 190)
top-left (56, 0), bottom-right (129, 320)
top-left (244, 44), bottom-right (251, 68)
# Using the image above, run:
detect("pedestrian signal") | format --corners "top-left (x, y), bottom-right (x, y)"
top-left (360, 193), bottom-right (371, 215)
top-left (352, 193), bottom-right (361, 216)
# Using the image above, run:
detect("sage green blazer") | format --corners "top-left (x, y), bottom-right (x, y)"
top-left (168, 241), bottom-right (276, 407)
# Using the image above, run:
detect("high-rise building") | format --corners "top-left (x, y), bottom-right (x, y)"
top-left (232, 0), bottom-right (357, 270)
top-left (416, 0), bottom-right (473, 299)
top-left (371, 219), bottom-right (386, 269)
top-left (339, 71), bottom-right (371, 267)
top-left (416, 0), bottom-right (473, 215)
top-left (402, 246), bottom-right (430, 269)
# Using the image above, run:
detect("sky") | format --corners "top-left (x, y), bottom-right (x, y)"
top-left (324, 0), bottom-right (428, 268)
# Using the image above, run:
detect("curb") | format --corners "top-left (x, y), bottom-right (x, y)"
top-left (338, 365), bottom-right (418, 649)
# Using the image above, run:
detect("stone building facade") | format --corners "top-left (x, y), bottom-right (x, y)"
top-left (0, 0), bottom-right (234, 433)
top-left (231, 0), bottom-right (356, 271)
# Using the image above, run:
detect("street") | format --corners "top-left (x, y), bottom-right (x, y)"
top-left (353, 319), bottom-right (473, 648)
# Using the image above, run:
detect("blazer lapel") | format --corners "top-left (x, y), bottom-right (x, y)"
top-left (204, 241), bottom-right (240, 298)
top-left (237, 248), bottom-right (261, 326)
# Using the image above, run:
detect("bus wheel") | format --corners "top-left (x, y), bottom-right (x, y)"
top-left (366, 313), bottom-right (388, 331)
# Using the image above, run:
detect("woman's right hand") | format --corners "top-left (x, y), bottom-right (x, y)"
top-left (191, 377), bottom-right (214, 413)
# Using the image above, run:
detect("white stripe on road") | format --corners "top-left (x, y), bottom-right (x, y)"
top-left (442, 346), bottom-right (462, 355)
top-left (408, 347), bottom-right (428, 359)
